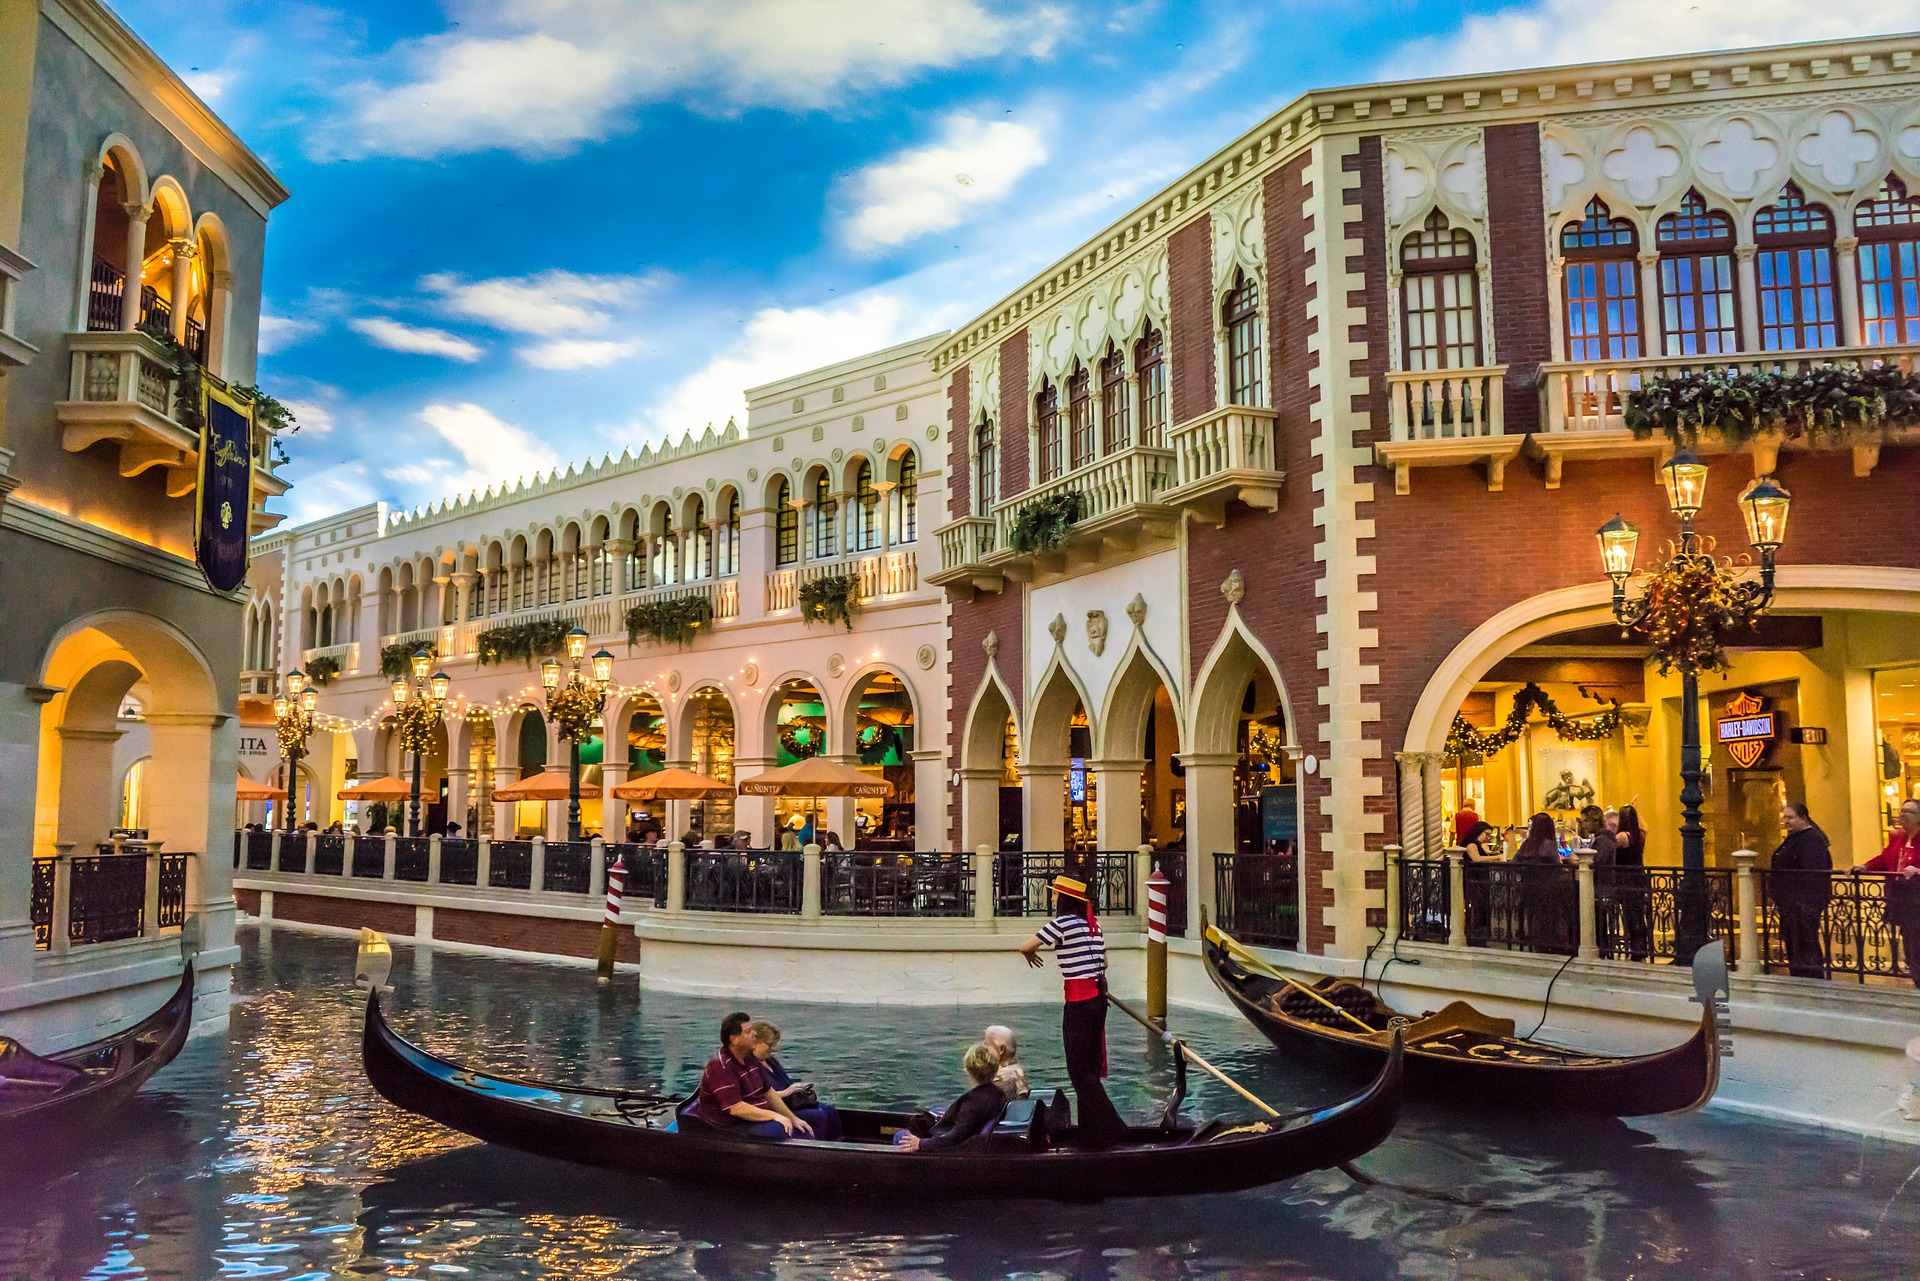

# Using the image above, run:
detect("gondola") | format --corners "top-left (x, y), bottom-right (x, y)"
top-left (0, 962), bottom-right (194, 1139)
top-left (361, 990), bottom-right (1405, 1200)
top-left (1205, 926), bottom-right (1726, 1117)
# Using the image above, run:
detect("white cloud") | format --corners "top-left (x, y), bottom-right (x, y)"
top-left (330, 0), bottom-right (1064, 159)
top-left (421, 269), bottom-right (649, 336)
top-left (838, 115), bottom-right (1048, 254)
top-left (389, 403), bottom-right (562, 497)
top-left (348, 316), bottom-right (484, 362)
top-left (1386, 0), bottom-right (1920, 77)
top-left (520, 337), bottom-right (643, 369)
top-left (184, 70), bottom-right (231, 104)
top-left (259, 313), bottom-right (321, 355)
top-left (277, 397), bottom-right (335, 438)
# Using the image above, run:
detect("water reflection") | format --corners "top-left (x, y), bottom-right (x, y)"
top-left (0, 928), bottom-right (1914, 1280)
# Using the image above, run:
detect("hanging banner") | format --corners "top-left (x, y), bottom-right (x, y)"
top-left (195, 384), bottom-right (253, 593)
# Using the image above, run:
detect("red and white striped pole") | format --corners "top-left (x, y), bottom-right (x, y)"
top-left (1146, 866), bottom-right (1169, 1024)
top-left (595, 855), bottom-right (627, 985)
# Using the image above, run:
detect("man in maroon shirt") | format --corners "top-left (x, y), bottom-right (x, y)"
top-left (693, 1011), bottom-right (814, 1139)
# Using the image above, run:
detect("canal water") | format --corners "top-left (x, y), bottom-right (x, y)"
top-left (3, 928), bottom-right (1917, 1280)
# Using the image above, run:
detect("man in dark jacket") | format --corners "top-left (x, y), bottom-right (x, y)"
top-left (1770, 802), bottom-right (1833, 979)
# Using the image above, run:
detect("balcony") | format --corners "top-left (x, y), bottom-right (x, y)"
top-left (767, 551), bottom-right (920, 616)
top-left (1375, 366), bottom-right (1522, 494)
top-left (1533, 344), bottom-right (1920, 485)
top-left (55, 329), bottom-right (288, 510)
top-left (240, 669), bottom-right (276, 698)
top-left (1160, 405), bottom-right (1284, 525)
top-left (0, 241), bottom-right (36, 369)
top-left (300, 641), bottom-right (361, 677)
top-left (927, 516), bottom-right (1001, 593)
top-left (1008, 445), bottom-right (1179, 570)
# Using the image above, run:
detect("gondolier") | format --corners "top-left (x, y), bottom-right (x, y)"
top-left (1019, 875), bottom-right (1129, 1148)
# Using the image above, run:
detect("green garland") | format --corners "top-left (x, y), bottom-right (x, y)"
top-left (1623, 542), bottom-right (1767, 677)
top-left (303, 655), bottom-right (341, 687)
top-left (547, 681), bottom-right (603, 743)
top-left (136, 320), bottom-right (205, 432)
top-left (798, 573), bottom-right (861, 631)
top-left (1007, 491), bottom-right (1085, 553)
top-left (1445, 682), bottom-right (1621, 764)
top-left (379, 640), bottom-right (435, 682)
top-left (625, 596), bottom-right (713, 649)
top-left (476, 619), bottom-right (575, 668)
top-left (1625, 364), bottom-right (1920, 447)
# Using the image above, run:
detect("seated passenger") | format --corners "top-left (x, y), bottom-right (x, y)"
top-left (750, 1019), bottom-right (842, 1140)
top-left (983, 1024), bottom-right (1030, 1099)
top-left (692, 1011), bottom-right (813, 1140)
top-left (896, 1043), bottom-right (1006, 1152)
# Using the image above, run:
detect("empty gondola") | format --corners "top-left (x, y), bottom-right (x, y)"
top-left (0, 962), bottom-right (194, 1139)
top-left (1205, 926), bottom-right (1726, 1117)
top-left (360, 989), bottom-right (1405, 1200)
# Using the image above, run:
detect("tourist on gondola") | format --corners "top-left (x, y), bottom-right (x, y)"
top-left (1019, 875), bottom-right (1129, 1148)
top-left (691, 1011), bottom-right (815, 1139)
top-left (1859, 799), bottom-right (1920, 987)
top-left (983, 1024), bottom-right (1029, 1099)
top-left (894, 1043), bottom-right (1008, 1152)
top-left (749, 1020), bottom-right (843, 1139)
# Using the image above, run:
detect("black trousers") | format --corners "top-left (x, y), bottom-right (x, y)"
top-left (1779, 904), bottom-right (1828, 979)
top-left (1062, 995), bottom-right (1128, 1146)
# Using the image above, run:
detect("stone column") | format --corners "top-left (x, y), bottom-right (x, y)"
top-left (958, 767), bottom-right (1005, 853)
top-left (167, 238), bottom-right (194, 342)
top-left (1178, 752), bottom-right (1240, 939)
top-left (205, 268), bottom-right (233, 380)
top-left (801, 843), bottom-right (822, 917)
top-left (1735, 243), bottom-right (1762, 352)
top-left (445, 766), bottom-right (470, 834)
top-left (1637, 250), bottom-right (1662, 354)
top-left (1420, 753), bottom-right (1445, 861)
top-left (874, 480), bottom-right (897, 560)
top-left (451, 570), bottom-right (476, 623)
top-left (736, 505), bottom-right (772, 618)
top-left (119, 203), bottom-right (150, 332)
top-left (830, 491), bottom-right (852, 561)
top-left (494, 764), bottom-right (519, 838)
top-left (1575, 850), bottom-right (1599, 960)
top-left (1089, 759), bottom-right (1145, 852)
top-left (910, 748), bottom-right (944, 850)
top-left (144, 710), bottom-right (237, 967)
top-left (1446, 850), bottom-right (1468, 947)
top-left (54, 726), bottom-right (122, 854)
top-left (1019, 763), bottom-right (1066, 853)
top-left (824, 755), bottom-right (859, 846)
top-left (1394, 751), bottom-right (1427, 865)
top-left (1732, 849), bottom-right (1760, 972)
top-left (1836, 236), bottom-right (1863, 345)
top-left (602, 757), bottom-right (629, 844)
top-left (432, 574), bottom-right (452, 628)
top-left (604, 538), bottom-right (634, 596)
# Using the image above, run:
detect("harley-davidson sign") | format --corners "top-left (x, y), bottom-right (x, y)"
top-left (1715, 691), bottom-right (1777, 768)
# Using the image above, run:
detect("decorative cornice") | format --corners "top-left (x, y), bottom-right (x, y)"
top-left (1, 497), bottom-right (237, 599)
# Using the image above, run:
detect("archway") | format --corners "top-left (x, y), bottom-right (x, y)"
top-left (682, 686), bottom-right (735, 840)
top-left (1025, 658), bottom-right (1095, 855)
top-left (1096, 643), bottom-right (1187, 854)
top-left (766, 676), bottom-right (825, 841)
top-left (617, 692), bottom-right (669, 840)
top-left (959, 675), bottom-right (1020, 852)
top-left (843, 669), bottom-right (917, 847)
top-left (459, 716), bottom-right (497, 837)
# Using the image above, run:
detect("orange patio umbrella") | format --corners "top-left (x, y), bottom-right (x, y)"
top-left (337, 775), bottom-right (412, 802)
top-left (738, 756), bottom-right (892, 840)
top-left (612, 767), bottom-right (734, 801)
top-left (236, 775), bottom-right (287, 801)
top-left (490, 768), bottom-right (582, 802)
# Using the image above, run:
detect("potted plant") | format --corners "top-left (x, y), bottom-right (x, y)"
top-left (624, 595), bottom-right (713, 649)
top-left (798, 573), bottom-right (861, 631)
top-left (1006, 491), bottom-right (1085, 553)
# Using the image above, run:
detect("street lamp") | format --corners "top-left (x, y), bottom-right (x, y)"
top-left (543, 627), bottom-right (614, 842)
top-left (273, 668), bottom-right (319, 831)
top-left (392, 648), bottom-right (450, 837)
top-left (1598, 450), bottom-right (1790, 962)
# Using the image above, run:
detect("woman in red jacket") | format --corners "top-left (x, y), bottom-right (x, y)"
top-left (1861, 799), bottom-right (1920, 987)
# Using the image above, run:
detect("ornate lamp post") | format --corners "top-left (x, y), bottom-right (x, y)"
top-left (273, 669), bottom-right (318, 832)
top-left (542, 628), bottom-right (614, 842)
top-left (1598, 451), bottom-right (1791, 961)
top-left (392, 648), bottom-right (450, 837)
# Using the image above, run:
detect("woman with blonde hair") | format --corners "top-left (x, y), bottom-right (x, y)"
top-left (895, 1043), bottom-right (1007, 1152)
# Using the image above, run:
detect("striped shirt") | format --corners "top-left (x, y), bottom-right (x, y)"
top-left (1037, 914), bottom-right (1106, 981)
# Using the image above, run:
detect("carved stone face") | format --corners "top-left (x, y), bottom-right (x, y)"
top-left (1086, 610), bottom-right (1109, 657)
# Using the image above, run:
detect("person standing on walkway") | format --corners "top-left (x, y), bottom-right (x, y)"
top-left (1019, 875), bottom-right (1129, 1148)
top-left (1860, 799), bottom-right (1920, 987)
top-left (1771, 802), bottom-right (1834, 979)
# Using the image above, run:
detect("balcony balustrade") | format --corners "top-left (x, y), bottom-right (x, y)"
top-left (766, 551), bottom-right (922, 616)
top-left (927, 516), bottom-right (1000, 592)
top-left (300, 641), bottom-right (360, 676)
top-left (1377, 366), bottom-right (1520, 494)
top-left (1161, 405), bottom-right (1283, 524)
top-left (0, 241), bottom-right (34, 369)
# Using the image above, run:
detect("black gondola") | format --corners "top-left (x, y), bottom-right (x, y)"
top-left (0, 962), bottom-right (194, 1139)
top-left (361, 990), bottom-right (1405, 1200)
top-left (1205, 926), bottom-right (1726, 1117)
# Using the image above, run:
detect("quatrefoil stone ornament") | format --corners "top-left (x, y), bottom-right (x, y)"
top-left (1797, 110), bottom-right (1879, 190)
top-left (1602, 126), bottom-right (1681, 203)
top-left (1698, 118), bottom-right (1780, 197)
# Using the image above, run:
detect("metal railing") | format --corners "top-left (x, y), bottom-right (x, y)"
top-left (823, 852), bottom-right (973, 917)
top-left (31, 857), bottom-right (53, 949)
top-left (314, 833), bottom-right (345, 876)
top-left (1598, 867), bottom-right (1736, 965)
top-left (1475, 863), bottom-right (1579, 956)
top-left (1212, 852), bottom-right (1299, 950)
top-left (1153, 850), bottom-right (1188, 938)
top-left (606, 844), bottom-right (662, 900)
top-left (488, 840), bottom-right (534, 890)
top-left (684, 849), bottom-right (802, 914)
top-left (1758, 869), bottom-right (1916, 984)
top-left (994, 851), bottom-right (1136, 916)
top-left (439, 839), bottom-right (479, 886)
top-left (156, 853), bottom-right (188, 928)
top-left (542, 841), bottom-right (594, 894)
top-left (1399, 856), bottom-right (1452, 943)
top-left (66, 852), bottom-right (150, 945)
top-left (244, 828), bottom-right (274, 871)
top-left (393, 836), bottom-right (431, 883)
top-left (87, 256), bottom-right (123, 330)
top-left (351, 838), bottom-right (386, 879)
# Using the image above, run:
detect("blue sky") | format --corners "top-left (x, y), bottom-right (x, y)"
top-left (112, 0), bottom-right (1920, 524)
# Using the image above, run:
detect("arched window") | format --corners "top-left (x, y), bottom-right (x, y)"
top-left (1755, 183), bottom-right (1837, 351)
top-left (1067, 363), bottom-right (1093, 470)
top-left (773, 477), bottom-right (799, 567)
top-left (1400, 210), bottom-right (1482, 369)
top-left (894, 449), bottom-right (919, 543)
top-left (511, 542), bottom-right (532, 610)
top-left (719, 493), bottom-right (741, 576)
top-left (1655, 190), bottom-right (1738, 355)
top-left (1856, 175), bottom-right (1920, 346)
top-left (1561, 198), bottom-right (1641, 361)
top-left (1223, 269), bottom-right (1264, 406)
top-left (1035, 378), bottom-right (1062, 482)
top-left (319, 603), bottom-right (334, 648)
top-left (1099, 344), bottom-right (1131, 453)
top-left (973, 417), bottom-right (997, 515)
top-left (687, 497), bottom-right (710, 580)
top-left (1135, 324), bottom-right (1167, 447)
top-left (852, 459), bottom-right (879, 552)
top-left (810, 473), bottom-right (836, 559)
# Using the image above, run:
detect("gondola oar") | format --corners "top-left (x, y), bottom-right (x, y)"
top-left (1208, 927), bottom-right (1377, 1035)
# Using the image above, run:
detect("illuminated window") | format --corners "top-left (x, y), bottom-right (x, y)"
top-left (1856, 175), bottom-right (1920, 346)
top-left (1561, 198), bottom-right (1641, 361)
top-left (1754, 183), bottom-right (1838, 351)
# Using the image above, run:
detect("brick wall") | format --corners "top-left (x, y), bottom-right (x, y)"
top-left (999, 329), bottom-right (1030, 499)
top-left (947, 365), bottom-right (971, 519)
top-left (1169, 216), bottom-right (1218, 425)
top-left (1485, 122), bottom-right (1551, 434)
top-left (435, 907), bottom-right (638, 963)
top-left (272, 891), bottom-right (413, 936)
top-left (945, 585), bottom-right (1024, 843)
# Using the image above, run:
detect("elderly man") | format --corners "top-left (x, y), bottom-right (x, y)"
top-left (691, 1011), bottom-right (813, 1139)
top-left (982, 1024), bottom-right (1029, 1099)
top-left (1771, 802), bottom-right (1834, 980)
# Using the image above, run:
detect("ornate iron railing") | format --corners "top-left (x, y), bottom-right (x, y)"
top-left (488, 840), bottom-right (534, 891)
top-left (1477, 863), bottom-right (1578, 956)
top-left (994, 851), bottom-right (1135, 916)
top-left (393, 837), bottom-right (431, 883)
top-left (605, 844), bottom-right (661, 901)
top-left (87, 256), bottom-right (123, 330)
top-left (1213, 852), bottom-right (1299, 950)
top-left (1399, 856), bottom-right (1452, 943)
top-left (1758, 869), bottom-right (1916, 984)
top-left (1598, 867), bottom-right (1736, 966)
top-left (156, 853), bottom-right (188, 929)
top-left (824, 852), bottom-right (973, 917)
top-left (350, 838), bottom-right (386, 879)
top-left (31, 856), bottom-right (53, 950)
top-left (542, 841), bottom-right (594, 894)
top-left (313, 834), bottom-right (345, 877)
top-left (439, 839), bottom-right (478, 886)
top-left (684, 850), bottom-right (802, 914)
top-left (244, 829), bottom-right (274, 871)
top-left (68, 853), bottom-right (148, 944)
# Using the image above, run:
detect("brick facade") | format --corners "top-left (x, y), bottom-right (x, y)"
top-left (1168, 216), bottom-right (1217, 425)
top-left (947, 366), bottom-right (971, 519)
top-left (946, 584), bottom-right (1024, 844)
top-left (998, 329), bottom-right (1030, 499)
top-left (1484, 122), bottom-right (1552, 435)
top-left (271, 891), bottom-right (414, 937)
top-left (434, 907), bottom-right (638, 963)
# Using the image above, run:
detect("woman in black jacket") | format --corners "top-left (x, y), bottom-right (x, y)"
top-left (897, 1043), bottom-right (1007, 1152)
